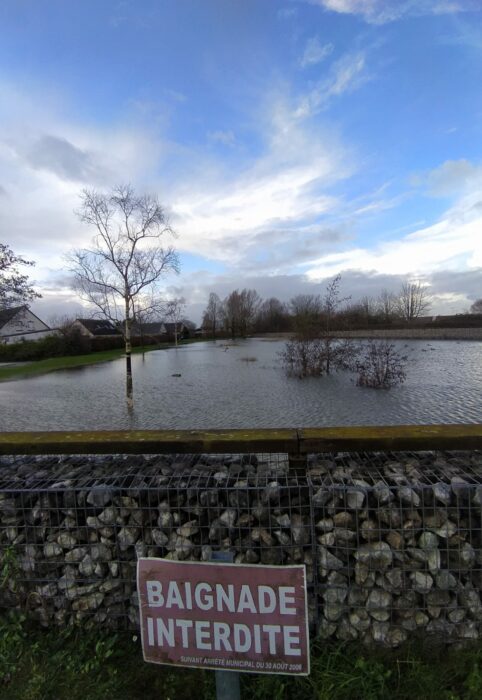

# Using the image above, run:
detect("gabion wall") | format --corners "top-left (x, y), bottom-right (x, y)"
top-left (0, 451), bottom-right (481, 647)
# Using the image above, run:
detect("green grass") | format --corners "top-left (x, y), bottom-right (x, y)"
top-left (0, 613), bottom-right (481, 700)
top-left (0, 344), bottom-right (168, 382)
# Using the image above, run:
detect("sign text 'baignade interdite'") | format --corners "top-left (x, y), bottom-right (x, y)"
top-left (137, 559), bottom-right (309, 675)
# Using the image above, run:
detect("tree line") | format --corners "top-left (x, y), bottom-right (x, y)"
top-left (201, 278), bottom-right (434, 339)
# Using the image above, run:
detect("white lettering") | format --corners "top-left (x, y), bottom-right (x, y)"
top-left (253, 623), bottom-right (261, 654)
top-left (216, 584), bottom-right (235, 612)
top-left (264, 624), bottom-right (281, 654)
top-left (184, 582), bottom-right (193, 610)
top-left (195, 583), bottom-right (214, 611)
top-left (238, 585), bottom-right (256, 613)
top-left (258, 586), bottom-right (276, 613)
top-left (233, 623), bottom-right (251, 652)
top-left (279, 587), bottom-right (296, 615)
top-left (146, 580), bottom-right (163, 607)
top-left (195, 620), bottom-right (212, 650)
top-left (175, 619), bottom-right (193, 647)
top-left (283, 626), bottom-right (301, 656)
top-left (156, 618), bottom-right (175, 647)
top-left (147, 616), bottom-right (155, 646)
top-left (213, 622), bottom-right (233, 652)
top-left (166, 582), bottom-right (184, 609)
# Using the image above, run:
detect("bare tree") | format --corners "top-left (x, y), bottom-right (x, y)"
top-left (0, 243), bottom-right (40, 309)
top-left (69, 185), bottom-right (179, 407)
top-left (356, 341), bottom-right (407, 389)
top-left (396, 281), bottom-right (431, 322)
top-left (164, 297), bottom-right (186, 346)
top-left (289, 294), bottom-right (322, 338)
top-left (469, 298), bottom-right (482, 314)
top-left (202, 292), bottom-right (223, 339)
top-left (377, 289), bottom-right (397, 323)
top-left (223, 289), bottom-right (260, 338)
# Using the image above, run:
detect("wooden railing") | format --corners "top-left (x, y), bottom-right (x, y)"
top-left (0, 425), bottom-right (481, 471)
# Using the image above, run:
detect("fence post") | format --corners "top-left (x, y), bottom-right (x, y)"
top-left (210, 550), bottom-right (241, 700)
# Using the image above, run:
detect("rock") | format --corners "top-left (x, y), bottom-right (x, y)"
top-left (349, 609), bottom-right (371, 632)
top-left (385, 531), bottom-right (403, 550)
top-left (86, 485), bottom-right (112, 507)
top-left (347, 488), bottom-right (365, 510)
top-left (451, 476), bottom-right (471, 499)
top-left (90, 544), bottom-right (112, 562)
top-left (177, 521), bottom-right (199, 538)
top-left (79, 554), bottom-right (95, 577)
top-left (410, 571), bottom-right (433, 594)
top-left (418, 532), bottom-right (439, 550)
top-left (432, 482), bottom-right (451, 505)
top-left (434, 521), bottom-right (457, 539)
top-left (98, 506), bottom-right (119, 526)
top-left (355, 542), bottom-right (393, 570)
top-left (152, 529), bottom-right (169, 547)
top-left (397, 486), bottom-right (420, 507)
top-left (290, 513), bottom-right (310, 546)
top-left (459, 590), bottom-right (482, 620)
top-left (317, 546), bottom-right (344, 571)
top-left (316, 518), bottom-right (334, 533)
top-left (371, 621), bottom-right (390, 644)
top-left (333, 512), bottom-right (353, 528)
top-left (43, 543), bottom-right (62, 558)
top-left (312, 487), bottom-right (332, 507)
top-left (57, 533), bottom-right (77, 548)
top-left (361, 519), bottom-right (379, 541)
top-left (118, 527), bottom-right (140, 549)
top-left (72, 592), bottom-right (104, 612)
top-left (366, 589), bottom-right (392, 621)
top-left (373, 481), bottom-right (393, 505)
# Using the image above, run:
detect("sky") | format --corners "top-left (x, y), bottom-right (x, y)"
top-left (1, 0), bottom-right (482, 324)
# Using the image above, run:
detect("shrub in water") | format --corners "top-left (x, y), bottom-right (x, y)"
top-left (356, 341), bottom-right (407, 389)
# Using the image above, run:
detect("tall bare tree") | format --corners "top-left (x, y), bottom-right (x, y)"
top-left (69, 185), bottom-right (179, 407)
top-left (396, 281), bottom-right (431, 322)
top-left (377, 289), bottom-right (397, 323)
top-left (164, 297), bottom-right (186, 346)
top-left (223, 289), bottom-right (260, 339)
top-left (0, 243), bottom-right (40, 309)
top-left (202, 292), bottom-right (223, 339)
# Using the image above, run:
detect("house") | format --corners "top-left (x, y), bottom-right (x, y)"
top-left (71, 318), bottom-right (122, 338)
top-left (0, 306), bottom-right (56, 344)
top-left (130, 321), bottom-right (167, 339)
top-left (164, 322), bottom-right (190, 341)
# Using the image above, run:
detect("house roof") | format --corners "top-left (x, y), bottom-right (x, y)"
top-left (0, 305), bottom-right (26, 329)
top-left (75, 319), bottom-right (122, 336)
top-left (164, 322), bottom-right (186, 333)
top-left (131, 322), bottom-right (166, 336)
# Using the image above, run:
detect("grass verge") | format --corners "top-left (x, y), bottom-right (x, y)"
top-left (0, 613), bottom-right (481, 700)
top-left (0, 344), bottom-right (169, 382)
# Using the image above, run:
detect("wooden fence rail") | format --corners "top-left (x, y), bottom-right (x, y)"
top-left (0, 425), bottom-right (481, 468)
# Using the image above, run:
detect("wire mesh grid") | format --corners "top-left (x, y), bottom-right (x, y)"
top-left (0, 453), bottom-right (317, 630)
top-left (0, 450), bottom-right (480, 645)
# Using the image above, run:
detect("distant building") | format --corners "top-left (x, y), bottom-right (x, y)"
top-left (71, 318), bottom-right (122, 338)
top-left (164, 322), bottom-right (190, 341)
top-left (130, 321), bottom-right (167, 339)
top-left (0, 306), bottom-right (56, 344)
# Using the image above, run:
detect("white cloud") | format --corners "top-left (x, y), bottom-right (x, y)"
top-left (307, 0), bottom-right (475, 24)
top-left (293, 52), bottom-right (367, 118)
top-left (299, 38), bottom-right (334, 68)
top-left (304, 205), bottom-right (482, 279)
top-left (420, 159), bottom-right (482, 196)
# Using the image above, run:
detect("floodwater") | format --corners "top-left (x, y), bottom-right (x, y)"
top-left (1, 339), bottom-right (481, 430)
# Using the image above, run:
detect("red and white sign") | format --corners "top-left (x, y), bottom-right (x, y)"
top-left (137, 558), bottom-right (310, 675)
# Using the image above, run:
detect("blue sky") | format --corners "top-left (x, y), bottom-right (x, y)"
top-left (1, 0), bottom-right (481, 321)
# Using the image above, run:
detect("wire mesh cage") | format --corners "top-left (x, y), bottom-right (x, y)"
top-left (0, 450), bottom-right (480, 646)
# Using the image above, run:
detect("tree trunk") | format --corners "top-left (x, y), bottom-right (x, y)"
top-left (125, 299), bottom-right (134, 409)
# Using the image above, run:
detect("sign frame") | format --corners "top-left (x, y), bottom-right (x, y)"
top-left (137, 558), bottom-right (310, 676)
